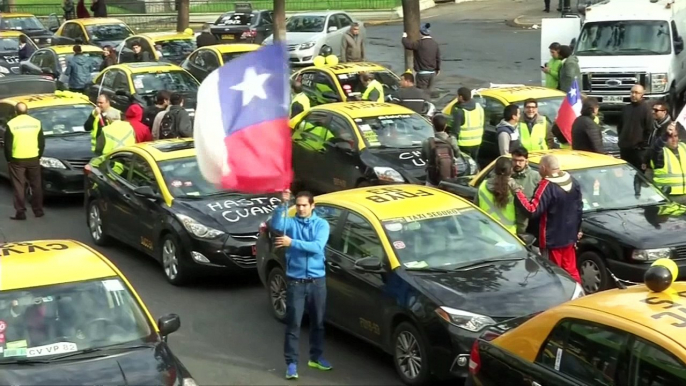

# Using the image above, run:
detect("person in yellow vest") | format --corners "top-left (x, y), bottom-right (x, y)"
top-left (94, 109), bottom-right (135, 156)
top-left (84, 94), bottom-right (116, 153)
top-left (290, 80), bottom-right (310, 119)
top-left (650, 123), bottom-right (686, 204)
top-left (450, 87), bottom-right (484, 160)
top-left (474, 157), bottom-right (519, 234)
top-left (360, 72), bottom-right (384, 102)
top-left (3, 102), bottom-right (44, 220)
top-left (520, 98), bottom-right (554, 151)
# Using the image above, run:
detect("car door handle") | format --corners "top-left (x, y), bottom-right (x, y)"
top-left (122, 193), bottom-right (132, 200)
top-left (327, 262), bottom-right (341, 270)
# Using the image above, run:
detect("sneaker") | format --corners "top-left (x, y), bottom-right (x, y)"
top-left (308, 358), bottom-right (332, 371)
top-left (285, 363), bottom-right (298, 380)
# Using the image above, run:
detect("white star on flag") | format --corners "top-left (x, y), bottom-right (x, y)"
top-left (568, 88), bottom-right (576, 98)
top-left (231, 67), bottom-right (271, 106)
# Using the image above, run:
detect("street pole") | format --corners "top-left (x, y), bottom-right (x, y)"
top-left (176, 0), bottom-right (189, 32)
top-left (401, 0), bottom-right (420, 72)
top-left (273, 0), bottom-right (286, 42)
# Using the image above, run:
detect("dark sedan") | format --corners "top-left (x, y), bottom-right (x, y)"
top-left (210, 4), bottom-right (273, 44)
top-left (0, 13), bottom-right (54, 47)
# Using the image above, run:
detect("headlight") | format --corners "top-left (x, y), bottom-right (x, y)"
top-left (39, 157), bottom-right (66, 169)
top-left (299, 42), bottom-right (316, 50)
top-left (175, 214), bottom-right (225, 239)
top-left (651, 73), bottom-right (668, 93)
top-left (632, 248), bottom-right (671, 261)
top-left (571, 282), bottom-right (585, 300)
top-left (182, 378), bottom-right (198, 386)
top-left (435, 306), bottom-right (496, 332)
top-left (0, 67), bottom-right (9, 74)
top-left (373, 166), bottom-right (404, 183)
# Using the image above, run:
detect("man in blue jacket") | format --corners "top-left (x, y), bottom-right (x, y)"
top-left (271, 189), bottom-right (331, 380)
top-left (64, 45), bottom-right (93, 94)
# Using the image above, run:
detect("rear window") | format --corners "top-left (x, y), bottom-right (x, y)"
top-left (215, 12), bottom-right (255, 26)
top-left (86, 24), bottom-right (133, 42)
top-left (221, 50), bottom-right (255, 63)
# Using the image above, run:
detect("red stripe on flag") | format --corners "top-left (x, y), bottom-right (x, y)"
top-left (555, 101), bottom-right (576, 144)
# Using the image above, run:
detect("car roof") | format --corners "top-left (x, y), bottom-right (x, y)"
top-left (314, 101), bottom-right (417, 119)
top-left (0, 13), bottom-right (35, 18)
top-left (315, 184), bottom-right (475, 221)
top-left (206, 43), bottom-right (261, 53)
top-left (137, 31), bottom-right (194, 41)
top-left (72, 17), bottom-right (127, 26)
top-left (320, 62), bottom-right (390, 75)
top-left (0, 240), bottom-right (118, 290)
top-left (108, 62), bottom-right (183, 73)
top-left (50, 44), bottom-right (102, 55)
top-left (479, 86), bottom-right (565, 102)
top-left (0, 30), bottom-right (25, 37)
top-left (290, 11), bottom-right (342, 17)
top-left (522, 149), bottom-right (626, 171)
top-left (1, 91), bottom-right (93, 109)
top-left (122, 138), bottom-right (195, 161)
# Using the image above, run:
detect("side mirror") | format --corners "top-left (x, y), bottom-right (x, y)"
top-left (519, 233), bottom-right (537, 248)
top-left (437, 180), bottom-right (477, 200)
top-left (328, 26), bottom-right (338, 33)
top-left (133, 185), bottom-right (160, 199)
top-left (354, 256), bottom-right (385, 273)
top-left (675, 38), bottom-right (684, 54)
top-left (157, 314), bottom-right (180, 341)
top-left (662, 185), bottom-right (672, 195)
top-left (326, 140), bottom-right (353, 152)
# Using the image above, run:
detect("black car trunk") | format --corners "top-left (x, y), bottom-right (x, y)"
top-left (212, 25), bottom-right (250, 42)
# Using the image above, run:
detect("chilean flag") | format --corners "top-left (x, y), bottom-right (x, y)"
top-left (555, 79), bottom-right (582, 144)
top-left (193, 43), bottom-right (292, 193)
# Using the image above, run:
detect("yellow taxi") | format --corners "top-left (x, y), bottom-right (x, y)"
top-left (289, 101), bottom-right (478, 193)
top-left (257, 184), bottom-right (582, 385)
top-left (0, 239), bottom-right (194, 382)
top-left (117, 30), bottom-right (196, 65)
top-left (468, 262), bottom-right (686, 386)
top-left (85, 139), bottom-right (282, 285)
top-left (291, 61), bottom-right (400, 106)
top-left (88, 62), bottom-right (199, 114)
top-left (53, 18), bottom-right (134, 48)
top-left (0, 84), bottom-right (95, 195)
top-left (180, 43), bottom-right (261, 82)
top-left (20, 44), bottom-right (103, 89)
top-left (443, 149), bottom-right (686, 295)
top-left (0, 12), bottom-right (53, 47)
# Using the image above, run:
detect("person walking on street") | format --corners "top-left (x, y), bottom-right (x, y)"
top-left (290, 80), bottom-right (310, 118)
top-left (475, 157), bottom-right (518, 234)
top-left (422, 114), bottom-right (459, 187)
top-left (542, 43), bottom-right (562, 89)
top-left (395, 72), bottom-right (427, 114)
top-left (95, 109), bottom-right (134, 156)
top-left (18, 35), bottom-right (34, 61)
top-left (125, 104), bottom-right (152, 143)
top-left (618, 84), bottom-right (652, 170)
top-left (511, 154), bottom-right (583, 282)
top-left (450, 87), bottom-right (484, 161)
top-left (496, 104), bottom-right (521, 155)
top-left (571, 97), bottom-right (604, 153)
top-left (196, 23), bottom-right (218, 48)
top-left (90, 0), bottom-right (107, 17)
top-left (341, 22), bottom-right (365, 62)
top-left (84, 94), bottom-right (116, 153)
top-left (143, 90), bottom-right (170, 130)
top-left (154, 92), bottom-right (192, 139)
top-left (520, 98), bottom-right (554, 151)
top-left (270, 189), bottom-right (332, 380)
top-left (511, 147), bottom-right (541, 235)
top-left (64, 45), bottom-right (91, 93)
top-left (401, 23), bottom-right (440, 94)
top-left (557, 45), bottom-right (580, 93)
top-left (63, 0), bottom-right (75, 20)
top-left (649, 123), bottom-right (686, 204)
top-left (360, 72), bottom-right (384, 102)
top-left (4, 103), bottom-right (44, 220)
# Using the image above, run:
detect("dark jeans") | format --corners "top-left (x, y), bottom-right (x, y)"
top-left (416, 73), bottom-right (436, 93)
top-left (620, 147), bottom-right (646, 171)
top-left (9, 159), bottom-right (43, 215)
top-left (284, 277), bottom-right (326, 366)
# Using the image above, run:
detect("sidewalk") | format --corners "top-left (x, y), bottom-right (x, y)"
top-left (506, 7), bottom-right (566, 28)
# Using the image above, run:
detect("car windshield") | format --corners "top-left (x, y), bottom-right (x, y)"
top-left (355, 113), bottom-right (434, 149)
top-left (159, 157), bottom-right (222, 197)
top-left (382, 208), bottom-right (527, 270)
top-left (131, 71), bottom-right (198, 95)
top-left (565, 164), bottom-right (668, 212)
top-left (30, 104), bottom-right (92, 136)
top-left (337, 71), bottom-right (400, 97)
top-left (86, 24), bottom-right (133, 42)
top-left (0, 278), bottom-right (153, 363)
top-left (156, 39), bottom-right (196, 59)
top-left (0, 16), bottom-right (45, 31)
top-left (514, 97), bottom-right (563, 122)
top-left (286, 16), bottom-right (326, 33)
top-left (221, 50), bottom-right (256, 63)
top-left (216, 12), bottom-right (255, 26)
top-left (576, 21), bottom-right (671, 56)
top-left (0, 37), bottom-right (21, 51)
top-left (57, 52), bottom-right (103, 73)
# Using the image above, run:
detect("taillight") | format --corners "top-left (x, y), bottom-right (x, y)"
top-left (242, 29), bottom-right (257, 38)
top-left (259, 222), bottom-right (267, 234)
top-left (468, 339), bottom-right (480, 375)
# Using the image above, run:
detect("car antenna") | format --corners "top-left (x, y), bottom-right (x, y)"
top-left (606, 268), bottom-right (629, 289)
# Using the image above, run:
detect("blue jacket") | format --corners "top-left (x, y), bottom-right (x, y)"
top-left (270, 205), bottom-right (330, 279)
top-left (65, 53), bottom-right (92, 89)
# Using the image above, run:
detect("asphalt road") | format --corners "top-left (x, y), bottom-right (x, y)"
top-left (0, 13), bottom-right (542, 386)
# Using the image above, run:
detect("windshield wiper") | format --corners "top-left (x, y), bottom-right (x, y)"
top-left (453, 256), bottom-right (525, 270)
top-left (50, 343), bottom-right (151, 361)
top-left (0, 358), bottom-right (53, 365)
top-left (404, 267), bottom-right (453, 273)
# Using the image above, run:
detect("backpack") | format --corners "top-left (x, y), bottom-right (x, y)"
top-left (159, 110), bottom-right (178, 139)
top-left (427, 137), bottom-right (457, 185)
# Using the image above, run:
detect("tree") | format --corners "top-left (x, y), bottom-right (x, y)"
top-left (176, 0), bottom-right (189, 32)
top-left (401, 0), bottom-right (420, 71)
top-left (273, 0), bottom-right (286, 42)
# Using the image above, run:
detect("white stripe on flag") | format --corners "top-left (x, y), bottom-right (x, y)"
top-left (194, 69), bottom-right (229, 185)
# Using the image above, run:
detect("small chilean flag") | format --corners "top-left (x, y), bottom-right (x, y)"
top-left (555, 79), bottom-right (582, 144)
top-left (194, 43), bottom-right (293, 193)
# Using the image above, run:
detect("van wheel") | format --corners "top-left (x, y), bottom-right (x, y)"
top-left (578, 251), bottom-right (609, 294)
top-left (393, 322), bottom-right (432, 386)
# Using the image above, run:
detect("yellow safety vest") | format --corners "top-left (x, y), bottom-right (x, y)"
top-left (652, 143), bottom-right (686, 195)
top-left (519, 116), bottom-right (548, 151)
top-left (456, 103), bottom-right (485, 147)
top-left (8, 114), bottom-right (42, 159)
top-left (362, 79), bottom-right (384, 102)
top-left (102, 121), bottom-right (135, 155)
top-left (290, 92), bottom-right (310, 117)
top-left (593, 116), bottom-right (599, 125)
top-left (477, 181), bottom-right (516, 234)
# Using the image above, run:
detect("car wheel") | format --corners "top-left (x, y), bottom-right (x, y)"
top-left (578, 251), bottom-right (609, 294)
top-left (160, 233), bottom-right (190, 286)
top-left (393, 322), bottom-right (432, 386)
top-left (87, 200), bottom-right (110, 246)
top-left (267, 266), bottom-right (288, 323)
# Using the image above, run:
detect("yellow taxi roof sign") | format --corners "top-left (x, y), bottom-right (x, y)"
top-left (320, 101), bottom-right (417, 119)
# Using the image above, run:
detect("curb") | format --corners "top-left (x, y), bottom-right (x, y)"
top-left (506, 14), bottom-right (538, 29)
top-left (365, 18), bottom-right (402, 26)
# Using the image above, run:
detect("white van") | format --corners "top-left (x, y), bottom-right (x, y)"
top-left (541, 0), bottom-right (686, 114)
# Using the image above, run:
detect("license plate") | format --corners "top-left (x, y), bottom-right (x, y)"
top-left (251, 245), bottom-right (257, 255)
top-left (604, 95), bottom-right (623, 103)
top-left (222, 35), bottom-right (234, 40)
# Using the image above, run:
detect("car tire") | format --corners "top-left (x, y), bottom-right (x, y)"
top-left (267, 266), bottom-right (288, 323)
top-left (578, 251), bottom-right (609, 294)
top-left (87, 200), bottom-right (110, 246)
top-left (160, 233), bottom-right (190, 286)
top-left (392, 321), bottom-right (432, 386)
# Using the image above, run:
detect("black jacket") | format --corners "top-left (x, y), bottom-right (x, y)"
top-left (617, 100), bottom-right (652, 149)
top-left (396, 86), bottom-right (427, 114)
top-left (143, 105), bottom-right (165, 130)
top-left (134, 51), bottom-right (153, 62)
top-left (401, 36), bottom-right (440, 72)
top-left (3, 118), bottom-right (45, 162)
top-left (90, 0), bottom-right (107, 17)
top-left (18, 44), bottom-right (34, 61)
top-left (196, 32), bottom-right (218, 48)
top-left (571, 115), bottom-right (604, 153)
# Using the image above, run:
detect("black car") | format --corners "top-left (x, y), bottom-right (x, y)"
top-left (0, 76), bottom-right (93, 196)
top-left (0, 13), bottom-right (54, 47)
top-left (20, 45), bottom-right (104, 91)
top-left (84, 139), bottom-right (282, 286)
top-left (257, 185), bottom-right (583, 385)
top-left (210, 3), bottom-right (273, 44)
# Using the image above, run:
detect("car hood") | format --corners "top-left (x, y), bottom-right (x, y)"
top-left (577, 55), bottom-right (668, 72)
top-left (0, 51), bottom-right (19, 63)
top-left (583, 202), bottom-right (686, 248)
top-left (43, 132), bottom-right (92, 159)
top-left (0, 345), bottom-right (183, 385)
top-left (411, 257), bottom-right (574, 318)
top-left (175, 193), bottom-right (283, 234)
top-left (266, 32), bottom-right (323, 45)
top-left (361, 148), bottom-right (427, 181)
